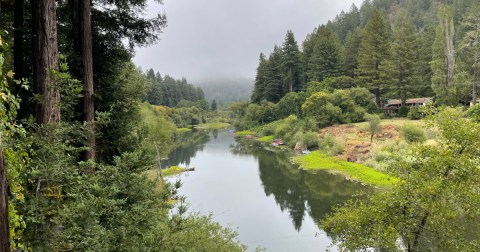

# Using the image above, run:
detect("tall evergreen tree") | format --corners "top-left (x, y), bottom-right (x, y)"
top-left (34, 0), bottom-right (60, 124)
top-left (300, 28), bottom-right (318, 85)
top-left (307, 26), bottom-right (342, 82)
top-left (80, 0), bottom-right (96, 161)
top-left (357, 8), bottom-right (390, 107)
top-left (264, 46), bottom-right (284, 103)
top-left (251, 53), bottom-right (269, 103)
top-left (281, 30), bottom-right (301, 92)
top-left (385, 19), bottom-right (421, 101)
top-left (344, 27), bottom-right (363, 77)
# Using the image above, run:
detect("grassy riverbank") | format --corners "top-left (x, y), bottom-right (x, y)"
top-left (292, 152), bottom-right (398, 186)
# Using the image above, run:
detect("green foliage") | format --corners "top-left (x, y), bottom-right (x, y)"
top-left (257, 135), bottom-right (274, 143)
top-left (293, 131), bottom-right (319, 150)
top-left (275, 92), bottom-right (306, 118)
top-left (407, 106), bottom-right (424, 119)
top-left (400, 123), bottom-right (426, 143)
top-left (1, 36), bottom-right (28, 249)
top-left (356, 8), bottom-right (390, 106)
top-left (302, 89), bottom-right (369, 128)
top-left (306, 26), bottom-right (343, 82)
top-left (292, 151), bottom-right (397, 186)
top-left (318, 134), bottom-right (344, 156)
top-left (364, 113), bottom-right (382, 142)
top-left (466, 103), bottom-right (480, 121)
top-left (144, 70), bottom-right (205, 108)
top-left (323, 108), bottom-right (480, 251)
top-left (398, 106), bottom-right (409, 117)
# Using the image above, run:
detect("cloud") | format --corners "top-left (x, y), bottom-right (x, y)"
top-left (133, 0), bottom-right (363, 83)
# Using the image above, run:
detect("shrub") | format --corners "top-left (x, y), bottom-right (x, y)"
top-left (398, 106), bottom-right (409, 117)
top-left (293, 131), bottom-right (319, 149)
top-left (401, 124), bottom-right (426, 143)
top-left (407, 107), bottom-right (423, 120)
top-left (318, 134), bottom-right (344, 155)
top-left (466, 104), bottom-right (480, 122)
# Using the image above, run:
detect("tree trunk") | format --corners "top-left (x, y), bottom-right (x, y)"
top-left (443, 15), bottom-right (455, 85)
top-left (0, 142), bottom-right (11, 252)
top-left (34, 0), bottom-right (60, 124)
top-left (80, 0), bottom-right (96, 161)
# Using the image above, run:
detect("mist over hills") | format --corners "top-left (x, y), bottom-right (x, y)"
top-left (196, 77), bottom-right (254, 106)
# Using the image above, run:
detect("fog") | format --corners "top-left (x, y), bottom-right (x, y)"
top-left (133, 0), bottom-right (363, 84)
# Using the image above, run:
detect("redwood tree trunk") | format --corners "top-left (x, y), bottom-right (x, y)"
top-left (0, 145), bottom-right (11, 252)
top-left (34, 0), bottom-right (60, 124)
top-left (80, 0), bottom-right (96, 161)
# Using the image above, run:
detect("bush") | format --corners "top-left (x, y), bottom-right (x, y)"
top-left (293, 131), bottom-right (320, 149)
top-left (398, 106), bottom-right (409, 117)
top-left (319, 134), bottom-right (344, 155)
top-left (407, 107), bottom-right (423, 120)
top-left (466, 104), bottom-right (480, 122)
top-left (401, 124), bottom-right (426, 143)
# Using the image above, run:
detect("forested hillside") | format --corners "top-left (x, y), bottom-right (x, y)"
top-left (0, 1), bottom-right (244, 251)
top-left (143, 69), bottom-right (206, 107)
top-left (252, 0), bottom-right (479, 107)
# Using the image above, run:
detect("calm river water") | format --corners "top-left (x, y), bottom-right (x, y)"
top-left (166, 130), bottom-right (371, 251)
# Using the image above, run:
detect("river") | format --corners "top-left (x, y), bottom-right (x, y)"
top-left (166, 130), bottom-right (372, 251)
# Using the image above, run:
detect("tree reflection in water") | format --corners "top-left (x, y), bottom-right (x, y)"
top-left (231, 139), bottom-right (373, 232)
top-left (164, 130), bottom-right (211, 167)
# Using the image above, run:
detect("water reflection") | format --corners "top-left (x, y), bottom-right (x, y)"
top-left (165, 130), bottom-right (210, 167)
top-left (231, 139), bottom-right (372, 232)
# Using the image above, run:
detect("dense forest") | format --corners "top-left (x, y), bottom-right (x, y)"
top-left (252, 0), bottom-right (479, 107)
top-left (0, 0), bottom-right (243, 251)
top-left (143, 69), bottom-right (206, 107)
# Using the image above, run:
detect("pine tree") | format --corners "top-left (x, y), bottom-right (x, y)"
top-left (264, 46), bottom-right (285, 102)
top-left (281, 30), bottom-right (301, 92)
top-left (307, 26), bottom-right (342, 82)
top-left (251, 53), bottom-right (268, 103)
top-left (344, 27), bottom-right (363, 77)
top-left (387, 19), bottom-right (421, 102)
top-left (357, 8), bottom-right (390, 107)
top-left (300, 27), bottom-right (318, 85)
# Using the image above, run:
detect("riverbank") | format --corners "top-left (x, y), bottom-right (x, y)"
top-left (292, 152), bottom-right (398, 186)
top-left (235, 118), bottom-right (427, 186)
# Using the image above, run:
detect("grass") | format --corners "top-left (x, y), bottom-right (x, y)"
top-left (235, 130), bottom-right (255, 136)
top-left (195, 122), bottom-right (230, 129)
top-left (163, 165), bottom-right (189, 176)
top-left (257, 135), bottom-right (274, 143)
top-left (353, 118), bottom-right (425, 128)
top-left (292, 151), bottom-right (398, 187)
top-left (177, 127), bottom-right (192, 132)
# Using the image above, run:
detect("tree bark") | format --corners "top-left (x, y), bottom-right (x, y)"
top-left (80, 0), bottom-right (96, 161)
top-left (34, 0), bottom-right (60, 124)
top-left (0, 140), bottom-right (11, 252)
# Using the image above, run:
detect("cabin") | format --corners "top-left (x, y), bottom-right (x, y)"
top-left (383, 97), bottom-right (433, 115)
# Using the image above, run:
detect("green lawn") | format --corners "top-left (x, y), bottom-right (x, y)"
top-left (292, 151), bottom-right (398, 187)
top-left (257, 135), bottom-right (274, 143)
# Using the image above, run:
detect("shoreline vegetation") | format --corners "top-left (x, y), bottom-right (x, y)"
top-left (233, 118), bottom-right (427, 187)
top-left (292, 152), bottom-right (398, 186)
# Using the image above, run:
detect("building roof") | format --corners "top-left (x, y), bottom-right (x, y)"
top-left (386, 97), bottom-right (433, 106)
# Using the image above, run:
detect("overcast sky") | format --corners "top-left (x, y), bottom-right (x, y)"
top-left (133, 0), bottom-right (363, 83)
